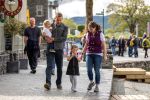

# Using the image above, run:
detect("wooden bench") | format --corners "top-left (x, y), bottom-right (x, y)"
top-left (114, 68), bottom-right (146, 76)
top-left (111, 95), bottom-right (149, 100)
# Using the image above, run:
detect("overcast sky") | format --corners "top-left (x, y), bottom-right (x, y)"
top-left (58, 0), bottom-right (150, 18)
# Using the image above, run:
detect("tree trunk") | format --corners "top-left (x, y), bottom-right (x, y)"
top-left (85, 0), bottom-right (93, 32)
top-left (129, 24), bottom-right (135, 34)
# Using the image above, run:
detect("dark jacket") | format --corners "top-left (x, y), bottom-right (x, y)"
top-left (51, 23), bottom-right (68, 50)
top-left (118, 38), bottom-right (126, 48)
top-left (66, 56), bottom-right (79, 75)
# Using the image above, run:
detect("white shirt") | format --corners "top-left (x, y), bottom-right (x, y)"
top-left (43, 28), bottom-right (52, 37)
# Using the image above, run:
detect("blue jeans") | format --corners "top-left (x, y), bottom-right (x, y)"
top-left (128, 46), bottom-right (133, 57)
top-left (111, 46), bottom-right (116, 55)
top-left (45, 49), bottom-right (55, 84)
top-left (86, 54), bottom-right (102, 84)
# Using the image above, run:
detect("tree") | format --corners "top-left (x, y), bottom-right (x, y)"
top-left (107, 0), bottom-right (150, 35)
top-left (63, 18), bottom-right (77, 29)
top-left (77, 25), bottom-right (85, 32)
top-left (85, 0), bottom-right (93, 31)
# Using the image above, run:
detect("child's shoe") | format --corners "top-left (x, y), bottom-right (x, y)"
top-left (49, 49), bottom-right (55, 53)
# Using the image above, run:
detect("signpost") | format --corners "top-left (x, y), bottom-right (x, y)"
top-left (147, 22), bottom-right (150, 37)
top-left (96, 9), bottom-right (105, 34)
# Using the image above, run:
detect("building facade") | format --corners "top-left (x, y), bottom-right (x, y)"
top-left (27, 0), bottom-right (48, 26)
top-left (27, 0), bottom-right (61, 26)
top-left (0, 0), bottom-right (27, 75)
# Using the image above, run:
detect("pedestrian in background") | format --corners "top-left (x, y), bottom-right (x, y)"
top-left (24, 17), bottom-right (41, 74)
top-left (82, 21), bottom-right (107, 92)
top-left (142, 36), bottom-right (150, 58)
top-left (133, 36), bottom-right (139, 57)
top-left (66, 45), bottom-right (81, 92)
top-left (127, 35), bottom-right (133, 57)
top-left (110, 36), bottom-right (117, 56)
top-left (118, 36), bottom-right (126, 56)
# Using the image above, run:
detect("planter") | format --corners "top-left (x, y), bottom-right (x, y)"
top-left (102, 49), bottom-right (113, 69)
top-left (19, 58), bottom-right (28, 69)
top-left (7, 61), bottom-right (20, 73)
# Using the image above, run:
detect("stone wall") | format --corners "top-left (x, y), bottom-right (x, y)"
top-left (27, 0), bottom-right (48, 26)
top-left (0, 23), bottom-right (5, 52)
top-left (0, 53), bottom-right (9, 75)
top-left (113, 61), bottom-right (150, 71)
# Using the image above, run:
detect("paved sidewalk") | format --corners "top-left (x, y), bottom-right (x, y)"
top-left (113, 48), bottom-right (150, 63)
top-left (0, 61), bottom-right (113, 100)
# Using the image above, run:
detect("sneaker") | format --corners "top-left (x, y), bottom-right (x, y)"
top-left (87, 82), bottom-right (95, 90)
top-left (51, 69), bottom-right (55, 75)
top-left (71, 89), bottom-right (77, 92)
top-left (71, 87), bottom-right (77, 92)
top-left (57, 84), bottom-right (62, 90)
top-left (94, 86), bottom-right (99, 92)
top-left (30, 70), bottom-right (36, 74)
top-left (49, 49), bottom-right (55, 53)
top-left (44, 83), bottom-right (51, 90)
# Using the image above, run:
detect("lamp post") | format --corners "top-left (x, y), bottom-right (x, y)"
top-left (96, 9), bottom-right (104, 34)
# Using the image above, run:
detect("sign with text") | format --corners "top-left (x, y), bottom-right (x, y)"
top-left (5, 33), bottom-right (12, 51)
top-left (1, 0), bottom-right (22, 16)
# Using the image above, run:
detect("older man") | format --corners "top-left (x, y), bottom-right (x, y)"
top-left (24, 17), bottom-right (41, 74)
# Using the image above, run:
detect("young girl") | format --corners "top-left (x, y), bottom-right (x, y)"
top-left (43, 20), bottom-right (55, 77)
top-left (42, 20), bottom-right (55, 52)
top-left (66, 45), bottom-right (81, 92)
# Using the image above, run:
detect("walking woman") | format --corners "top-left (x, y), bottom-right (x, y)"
top-left (82, 21), bottom-right (107, 92)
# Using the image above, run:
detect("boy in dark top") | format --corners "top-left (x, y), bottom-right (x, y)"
top-left (24, 17), bottom-right (41, 74)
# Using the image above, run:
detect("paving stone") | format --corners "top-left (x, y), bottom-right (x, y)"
top-left (0, 60), bottom-right (113, 100)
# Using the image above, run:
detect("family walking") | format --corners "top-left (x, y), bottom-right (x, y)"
top-left (24, 12), bottom-right (107, 93)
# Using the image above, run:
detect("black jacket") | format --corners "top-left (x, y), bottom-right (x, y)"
top-left (66, 56), bottom-right (79, 75)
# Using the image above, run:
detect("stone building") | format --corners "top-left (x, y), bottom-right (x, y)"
top-left (27, 0), bottom-right (61, 26)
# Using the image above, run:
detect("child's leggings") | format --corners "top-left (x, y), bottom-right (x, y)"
top-left (70, 75), bottom-right (77, 90)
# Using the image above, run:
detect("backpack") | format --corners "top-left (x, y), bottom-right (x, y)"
top-left (130, 40), bottom-right (134, 46)
top-left (143, 41), bottom-right (147, 47)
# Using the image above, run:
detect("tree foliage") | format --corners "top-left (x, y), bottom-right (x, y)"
top-left (77, 25), bottom-right (85, 32)
top-left (62, 18), bottom-right (77, 29)
top-left (107, 0), bottom-right (150, 35)
top-left (4, 18), bottom-right (27, 35)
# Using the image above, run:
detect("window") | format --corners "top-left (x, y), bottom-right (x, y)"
top-left (36, 5), bottom-right (43, 17)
